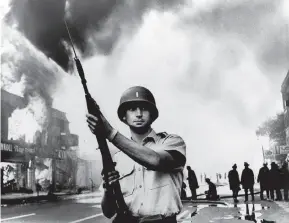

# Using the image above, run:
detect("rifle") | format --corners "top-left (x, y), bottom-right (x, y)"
top-left (64, 20), bottom-right (131, 222)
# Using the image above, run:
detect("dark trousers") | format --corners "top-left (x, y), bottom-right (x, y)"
top-left (232, 189), bottom-right (239, 200)
top-left (189, 186), bottom-right (197, 200)
top-left (244, 187), bottom-right (254, 201)
top-left (270, 189), bottom-right (283, 200)
top-left (260, 186), bottom-right (269, 200)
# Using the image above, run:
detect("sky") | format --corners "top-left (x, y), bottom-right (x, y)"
top-left (1, 0), bottom-right (289, 178)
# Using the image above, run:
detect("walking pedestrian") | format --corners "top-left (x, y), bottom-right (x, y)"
top-left (228, 164), bottom-right (240, 202)
top-left (187, 166), bottom-right (199, 200)
top-left (87, 86), bottom-right (186, 223)
top-left (257, 163), bottom-right (270, 200)
top-left (241, 162), bottom-right (255, 202)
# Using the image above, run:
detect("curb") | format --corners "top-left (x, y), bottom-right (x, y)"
top-left (1, 194), bottom-right (62, 205)
top-left (1, 191), bottom-right (99, 206)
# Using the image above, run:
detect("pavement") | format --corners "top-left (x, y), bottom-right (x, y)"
top-left (1, 190), bottom-right (101, 206)
top-left (1, 184), bottom-right (289, 223)
top-left (1, 186), bottom-right (289, 223)
top-left (0, 181), bottom-right (253, 206)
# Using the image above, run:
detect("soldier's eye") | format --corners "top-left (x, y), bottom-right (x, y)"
top-left (129, 106), bottom-right (137, 111)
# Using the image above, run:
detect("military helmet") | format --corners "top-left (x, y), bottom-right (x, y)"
top-left (117, 86), bottom-right (159, 122)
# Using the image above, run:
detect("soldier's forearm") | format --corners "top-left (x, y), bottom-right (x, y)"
top-left (111, 132), bottom-right (161, 170)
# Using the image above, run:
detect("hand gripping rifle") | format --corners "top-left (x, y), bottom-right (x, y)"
top-left (64, 21), bottom-right (130, 222)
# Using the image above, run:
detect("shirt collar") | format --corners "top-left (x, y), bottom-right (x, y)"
top-left (143, 129), bottom-right (158, 143)
top-left (131, 129), bottom-right (158, 144)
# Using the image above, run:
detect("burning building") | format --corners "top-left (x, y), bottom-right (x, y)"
top-left (1, 89), bottom-right (79, 193)
top-left (279, 70), bottom-right (289, 164)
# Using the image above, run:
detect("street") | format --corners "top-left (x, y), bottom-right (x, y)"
top-left (1, 191), bottom-right (289, 223)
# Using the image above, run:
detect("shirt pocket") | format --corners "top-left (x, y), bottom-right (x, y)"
top-left (118, 164), bottom-right (135, 197)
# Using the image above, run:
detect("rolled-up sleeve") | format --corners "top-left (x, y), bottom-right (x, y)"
top-left (162, 134), bottom-right (186, 157)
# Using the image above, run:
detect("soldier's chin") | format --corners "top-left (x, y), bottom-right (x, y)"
top-left (131, 124), bottom-right (150, 133)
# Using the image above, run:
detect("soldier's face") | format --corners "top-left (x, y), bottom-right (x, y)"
top-left (124, 103), bottom-right (152, 129)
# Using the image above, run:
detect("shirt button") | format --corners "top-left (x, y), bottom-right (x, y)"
top-left (139, 185), bottom-right (142, 188)
top-left (138, 168), bottom-right (141, 171)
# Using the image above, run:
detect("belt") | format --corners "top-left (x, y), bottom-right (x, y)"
top-left (131, 214), bottom-right (177, 223)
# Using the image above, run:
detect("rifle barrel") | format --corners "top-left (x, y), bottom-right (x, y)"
top-left (64, 19), bottom-right (78, 59)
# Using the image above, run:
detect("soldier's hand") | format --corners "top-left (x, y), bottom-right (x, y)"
top-left (86, 113), bottom-right (113, 137)
top-left (102, 171), bottom-right (120, 189)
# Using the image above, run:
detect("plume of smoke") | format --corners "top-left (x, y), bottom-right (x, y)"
top-left (54, 0), bottom-right (288, 174)
top-left (183, 0), bottom-right (289, 76)
top-left (5, 0), bottom-right (185, 70)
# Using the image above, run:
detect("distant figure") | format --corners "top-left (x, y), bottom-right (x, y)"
top-left (187, 166), bottom-right (199, 200)
top-left (241, 162), bottom-right (255, 202)
top-left (228, 164), bottom-right (241, 202)
top-left (205, 178), bottom-right (219, 200)
top-left (257, 163), bottom-right (270, 200)
top-left (181, 182), bottom-right (187, 200)
top-left (1, 167), bottom-right (4, 194)
top-left (35, 180), bottom-right (42, 196)
top-left (200, 174), bottom-right (203, 183)
top-left (280, 162), bottom-right (289, 201)
top-left (47, 181), bottom-right (53, 196)
top-left (269, 162), bottom-right (282, 201)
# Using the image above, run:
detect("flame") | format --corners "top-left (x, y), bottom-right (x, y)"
top-left (8, 96), bottom-right (48, 143)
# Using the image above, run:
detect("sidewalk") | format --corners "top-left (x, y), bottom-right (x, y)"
top-left (1, 190), bottom-right (102, 206)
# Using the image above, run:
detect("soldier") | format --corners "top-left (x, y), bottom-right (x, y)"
top-left (241, 162), bottom-right (255, 202)
top-left (228, 164), bottom-right (240, 203)
top-left (186, 166), bottom-right (199, 200)
top-left (257, 163), bottom-right (270, 200)
top-left (87, 86), bottom-right (186, 223)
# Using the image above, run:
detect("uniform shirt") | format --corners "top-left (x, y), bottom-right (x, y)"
top-left (113, 129), bottom-right (186, 217)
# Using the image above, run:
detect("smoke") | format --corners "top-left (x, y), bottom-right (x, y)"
top-left (186, 0), bottom-right (289, 75)
top-left (53, 0), bottom-right (288, 176)
top-left (2, 0), bottom-right (289, 176)
top-left (5, 0), bottom-right (185, 70)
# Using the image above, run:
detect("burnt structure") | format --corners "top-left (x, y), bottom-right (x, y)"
top-left (1, 89), bottom-right (79, 192)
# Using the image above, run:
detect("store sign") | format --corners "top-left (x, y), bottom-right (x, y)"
top-left (1, 142), bottom-right (36, 154)
top-left (278, 145), bottom-right (289, 155)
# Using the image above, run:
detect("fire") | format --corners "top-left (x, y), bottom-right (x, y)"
top-left (8, 96), bottom-right (48, 143)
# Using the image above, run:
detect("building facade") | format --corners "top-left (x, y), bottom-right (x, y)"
top-left (280, 70), bottom-right (289, 164)
top-left (1, 89), bottom-right (79, 192)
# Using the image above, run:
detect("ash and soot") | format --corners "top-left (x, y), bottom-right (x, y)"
top-left (1, 0), bottom-right (289, 173)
